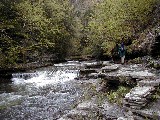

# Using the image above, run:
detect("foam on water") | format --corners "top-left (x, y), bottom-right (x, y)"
top-left (12, 63), bottom-right (79, 87)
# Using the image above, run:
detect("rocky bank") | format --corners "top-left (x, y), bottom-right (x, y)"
top-left (59, 60), bottom-right (160, 120)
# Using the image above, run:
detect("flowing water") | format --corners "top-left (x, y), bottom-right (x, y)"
top-left (0, 61), bottom-right (93, 120)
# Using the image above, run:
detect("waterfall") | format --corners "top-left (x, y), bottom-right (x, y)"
top-left (11, 62), bottom-right (80, 87)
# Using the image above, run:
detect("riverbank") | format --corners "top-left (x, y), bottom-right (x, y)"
top-left (59, 60), bottom-right (160, 119)
top-left (0, 60), bottom-right (159, 119)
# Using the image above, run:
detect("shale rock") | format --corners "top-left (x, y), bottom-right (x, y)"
top-left (101, 101), bottom-right (126, 119)
top-left (133, 109), bottom-right (160, 120)
top-left (101, 64), bottom-right (120, 72)
top-left (138, 79), bottom-right (160, 87)
top-left (58, 99), bottom-right (102, 120)
top-left (83, 61), bottom-right (102, 69)
top-left (124, 86), bottom-right (155, 109)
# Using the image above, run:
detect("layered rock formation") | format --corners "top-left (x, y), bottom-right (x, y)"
top-left (75, 61), bottom-right (160, 119)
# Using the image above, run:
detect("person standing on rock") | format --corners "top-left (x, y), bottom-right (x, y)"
top-left (118, 42), bottom-right (126, 64)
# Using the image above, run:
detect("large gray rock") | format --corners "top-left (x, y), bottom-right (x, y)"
top-left (101, 101), bottom-right (126, 119)
top-left (101, 64), bottom-right (120, 72)
top-left (117, 68), bottom-right (155, 80)
top-left (133, 109), bottom-right (160, 120)
top-left (58, 97), bottom-right (102, 120)
top-left (138, 79), bottom-right (160, 87)
top-left (83, 61), bottom-right (102, 68)
top-left (98, 64), bottom-right (156, 86)
top-left (125, 86), bottom-right (155, 98)
top-left (124, 86), bottom-right (155, 109)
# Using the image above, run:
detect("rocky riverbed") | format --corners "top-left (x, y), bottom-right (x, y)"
top-left (59, 61), bottom-right (160, 120)
top-left (0, 60), bottom-right (160, 120)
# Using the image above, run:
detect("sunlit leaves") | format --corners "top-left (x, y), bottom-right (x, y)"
top-left (88, 0), bottom-right (158, 57)
top-left (0, 0), bottom-right (76, 67)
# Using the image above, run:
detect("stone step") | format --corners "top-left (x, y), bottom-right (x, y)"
top-left (83, 61), bottom-right (103, 68)
top-left (133, 109), bottom-right (160, 120)
top-left (125, 86), bottom-right (155, 99)
top-left (138, 79), bottom-right (160, 87)
top-left (101, 64), bottom-right (120, 72)
top-left (124, 86), bottom-right (155, 109)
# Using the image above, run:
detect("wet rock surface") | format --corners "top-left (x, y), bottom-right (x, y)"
top-left (101, 101), bottom-right (126, 119)
top-left (0, 60), bottom-right (159, 120)
top-left (58, 97), bottom-right (102, 120)
top-left (124, 86), bottom-right (155, 109)
top-left (138, 79), bottom-right (160, 87)
top-left (77, 61), bottom-right (160, 119)
top-left (101, 64), bottom-right (120, 72)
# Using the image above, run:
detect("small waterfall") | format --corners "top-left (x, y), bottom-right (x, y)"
top-left (11, 62), bottom-right (80, 87)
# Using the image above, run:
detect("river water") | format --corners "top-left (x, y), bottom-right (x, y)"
top-left (0, 61), bottom-right (94, 120)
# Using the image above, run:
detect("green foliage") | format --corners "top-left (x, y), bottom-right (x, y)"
top-left (87, 0), bottom-right (159, 57)
top-left (0, 0), bottom-right (76, 67)
top-left (0, 0), bottom-right (159, 67)
top-left (107, 86), bottom-right (130, 105)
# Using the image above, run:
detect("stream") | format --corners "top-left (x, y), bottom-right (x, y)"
top-left (0, 61), bottom-right (159, 120)
top-left (0, 61), bottom-right (94, 120)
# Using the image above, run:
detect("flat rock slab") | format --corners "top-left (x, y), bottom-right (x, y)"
top-left (99, 66), bottom-right (155, 82)
top-left (101, 101), bottom-right (126, 119)
top-left (77, 100), bottom-right (98, 111)
top-left (125, 86), bottom-right (155, 99)
top-left (83, 61), bottom-right (102, 68)
top-left (138, 79), bottom-right (160, 87)
top-left (101, 64), bottom-right (120, 72)
top-left (133, 109), bottom-right (160, 119)
top-left (117, 70), bottom-right (155, 79)
top-left (87, 73), bottom-right (99, 79)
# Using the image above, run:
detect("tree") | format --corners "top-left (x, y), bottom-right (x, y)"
top-left (88, 0), bottom-right (159, 57)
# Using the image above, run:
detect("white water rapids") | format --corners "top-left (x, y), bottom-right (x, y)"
top-left (0, 61), bottom-right (90, 120)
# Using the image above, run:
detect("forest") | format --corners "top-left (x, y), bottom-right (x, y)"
top-left (0, 0), bottom-right (159, 69)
